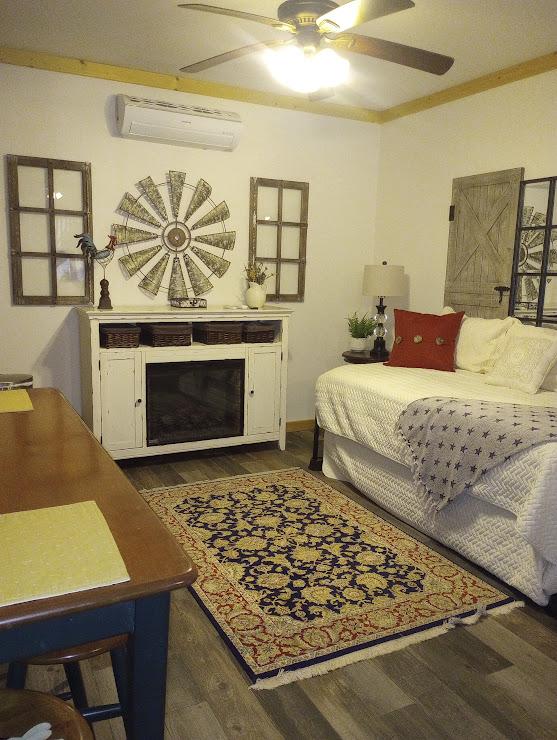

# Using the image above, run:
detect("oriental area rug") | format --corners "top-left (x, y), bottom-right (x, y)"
top-left (141, 468), bottom-right (520, 689)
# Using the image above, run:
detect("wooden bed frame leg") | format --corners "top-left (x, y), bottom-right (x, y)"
top-left (547, 594), bottom-right (557, 618)
top-left (308, 417), bottom-right (323, 471)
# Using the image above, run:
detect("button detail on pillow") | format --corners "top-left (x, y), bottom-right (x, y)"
top-left (386, 309), bottom-right (465, 371)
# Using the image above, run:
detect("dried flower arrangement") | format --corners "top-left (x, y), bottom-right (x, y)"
top-left (245, 260), bottom-right (273, 285)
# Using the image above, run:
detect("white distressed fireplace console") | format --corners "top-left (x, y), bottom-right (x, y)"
top-left (77, 305), bottom-right (292, 460)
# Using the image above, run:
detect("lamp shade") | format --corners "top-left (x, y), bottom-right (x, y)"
top-left (362, 263), bottom-right (405, 297)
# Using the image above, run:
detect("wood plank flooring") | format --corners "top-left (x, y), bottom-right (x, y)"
top-left (8, 432), bottom-right (557, 739)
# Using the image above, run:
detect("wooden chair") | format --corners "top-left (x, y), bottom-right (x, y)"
top-left (0, 689), bottom-right (93, 740)
top-left (6, 634), bottom-right (128, 727)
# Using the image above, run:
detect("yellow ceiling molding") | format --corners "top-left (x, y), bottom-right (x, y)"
top-left (378, 51), bottom-right (557, 123)
top-left (0, 46), bottom-right (380, 124)
top-left (1, 46), bottom-right (555, 126)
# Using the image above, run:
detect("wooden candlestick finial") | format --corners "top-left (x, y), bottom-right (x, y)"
top-left (98, 278), bottom-right (112, 310)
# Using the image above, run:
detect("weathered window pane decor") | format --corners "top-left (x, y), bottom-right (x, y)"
top-left (510, 175), bottom-right (557, 325)
top-left (249, 177), bottom-right (309, 302)
top-left (7, 155), bottom-right (93, 305)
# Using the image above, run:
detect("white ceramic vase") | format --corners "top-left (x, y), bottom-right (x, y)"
top-left (245, 281), bottom-right (266, 309)
top-left (350, 337), bottom-right (367, 351)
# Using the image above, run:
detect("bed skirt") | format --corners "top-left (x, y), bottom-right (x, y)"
top-left (322, 431), bottom-right (557, 606)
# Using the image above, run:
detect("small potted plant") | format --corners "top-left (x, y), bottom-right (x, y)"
top-left (347, 312), bottom-right (376, 351)
top-left (245, 260), bottom-right (273, 309)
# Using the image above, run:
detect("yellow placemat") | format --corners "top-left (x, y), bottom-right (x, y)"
top-left (0, 389), bottom-right (33, 413)
top-left (0, 501), bottom-right (130, 608)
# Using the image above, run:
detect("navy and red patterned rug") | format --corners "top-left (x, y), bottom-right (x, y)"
top-left (142, 468), bottom-right (519, 688)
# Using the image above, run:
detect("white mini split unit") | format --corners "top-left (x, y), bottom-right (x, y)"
top-left (115, 95), bottom-right (242, 151)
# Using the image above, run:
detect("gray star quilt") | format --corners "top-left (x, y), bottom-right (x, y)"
top-left (398, 397), bottom-right (557, 510)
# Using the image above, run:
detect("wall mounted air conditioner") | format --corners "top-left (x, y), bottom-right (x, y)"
top-left (115, 95), bottom-right (242, 151)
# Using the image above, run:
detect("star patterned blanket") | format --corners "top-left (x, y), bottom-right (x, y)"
top-left (398, 397), bottom-right (557, 510)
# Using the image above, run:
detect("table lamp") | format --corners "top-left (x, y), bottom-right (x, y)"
top-left (362, 261), bottom-right (405, 360)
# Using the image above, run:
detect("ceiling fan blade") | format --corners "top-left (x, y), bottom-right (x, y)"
top-left (317, 0), bottom-right (415, 32)
top-left (328, 33), bottom-right (454, 75)
top-left (180, 40), bottom-right (290, 73)
top-left (178, 4), bottom-right (295, 32)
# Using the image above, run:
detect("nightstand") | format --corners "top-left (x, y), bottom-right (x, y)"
top-left (342, 351), bottom-right (386, 364)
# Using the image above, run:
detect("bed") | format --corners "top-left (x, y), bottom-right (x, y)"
top-left (316, 362), bottom-right (557, 605)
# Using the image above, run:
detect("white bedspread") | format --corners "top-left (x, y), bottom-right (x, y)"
top-left (316, 364), bottom-right (557, 564)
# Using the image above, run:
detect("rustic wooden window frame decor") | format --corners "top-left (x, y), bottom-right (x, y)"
top-left (7, 154), bottom-right (93, 305)
top-left (249, 177), bottom-right (309, 302)
top-left (509, 175), bottom-right (557, 326)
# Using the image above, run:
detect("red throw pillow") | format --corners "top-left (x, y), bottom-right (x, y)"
top-left (386, 309), bottom-right (465, 371)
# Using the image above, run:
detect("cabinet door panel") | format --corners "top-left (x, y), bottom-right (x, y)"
top-left (100, 352), bottom-right (143, 450)
top-left (247, 347), bottom-right (280, 435)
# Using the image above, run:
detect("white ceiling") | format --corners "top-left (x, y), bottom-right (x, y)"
top-left (1, 0), bottom-right (556, 110)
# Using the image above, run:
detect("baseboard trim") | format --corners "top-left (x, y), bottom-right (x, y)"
top-left (286, 419), bottom-right (314, 432)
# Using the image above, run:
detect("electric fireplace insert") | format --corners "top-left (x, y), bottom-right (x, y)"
top-left (146, 359), bottom-right (244, 446)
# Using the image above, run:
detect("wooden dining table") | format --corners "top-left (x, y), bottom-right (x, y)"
top-left (0, 388), bottom-right (197, 738)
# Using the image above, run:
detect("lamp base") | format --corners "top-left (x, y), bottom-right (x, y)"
top-left (371, 336), bottom-right (389, 361)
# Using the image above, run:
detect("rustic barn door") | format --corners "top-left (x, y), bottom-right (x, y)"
top-left (444, 168), bottom-right (524, 317)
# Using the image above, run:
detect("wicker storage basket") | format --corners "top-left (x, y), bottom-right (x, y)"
top-left (193, 322), bottom-right (243, 345)
top-left (140, 323), bottom-right (192, 347)
top-left (100, 324), bottom-right (141, 349)
top-left (243, 322), bottom-right (276, 343)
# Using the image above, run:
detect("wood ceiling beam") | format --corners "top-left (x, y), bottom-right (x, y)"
top-left (378, 51), bottom-right (557, 123)
top-left (0, 46), bottom-right (555, 125)
top-left (0, 46), bottom-right (380, 124)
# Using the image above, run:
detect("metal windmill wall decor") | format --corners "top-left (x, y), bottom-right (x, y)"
top-left (516, 205), bottom-right (557, 308)
top-left (114, 171), bottom-right (235, 302)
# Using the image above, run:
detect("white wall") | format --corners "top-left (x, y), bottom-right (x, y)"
top-left (0, 64), bottom-right (380, 419)
top-left (374, 70), bottom-right (557, 314)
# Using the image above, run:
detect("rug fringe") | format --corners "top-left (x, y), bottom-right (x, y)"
top-left (251, 600), bottom-right (523, 690)
top-left (139, 467), bottom-right (301, 493)
top-left (447, 599), bottom-right (524, 626)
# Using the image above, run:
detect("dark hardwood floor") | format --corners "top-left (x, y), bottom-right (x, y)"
top-left (11, 432), bottom-right (557, 739)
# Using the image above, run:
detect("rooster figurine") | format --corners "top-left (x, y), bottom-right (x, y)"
top-left (74, 233), bottom-right (118, 309)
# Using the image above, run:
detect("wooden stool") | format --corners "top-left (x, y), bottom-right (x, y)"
top-left (7, 635), bottom-right (128, 727)
top-left (0, 689), bottom-right (93, 740)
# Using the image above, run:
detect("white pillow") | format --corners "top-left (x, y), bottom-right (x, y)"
top-left (440, 307), bottom-right (517, 373)
top-left (484, 323), bottom-right (557, 394)
top-left (534, 325), bottom-right (557, 391)
top-left (543, 364), bottom-right (557, 391)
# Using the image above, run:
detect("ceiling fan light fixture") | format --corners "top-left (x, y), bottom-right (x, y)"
top-left (265, 46), bottom-right (349, 94)
top-left (315, 48), bottom-right (350, 86)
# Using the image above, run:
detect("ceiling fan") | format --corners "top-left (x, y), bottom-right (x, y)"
top-left (178, 0), bottom-right (454, 83)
